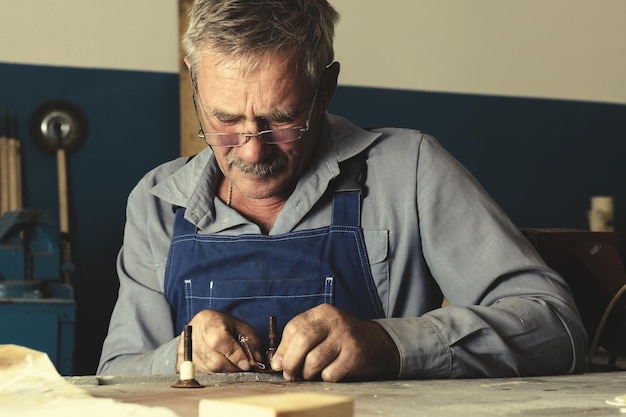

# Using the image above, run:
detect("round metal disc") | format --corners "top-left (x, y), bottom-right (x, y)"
top-left (29, 100), bottom-right (87, 154)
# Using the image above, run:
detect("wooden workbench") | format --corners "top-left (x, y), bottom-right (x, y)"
top-left (68, 371), bottom-right (626, 417)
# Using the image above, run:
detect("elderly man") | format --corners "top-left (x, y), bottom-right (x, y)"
top-left (98, 0), bottom-right (587, 381)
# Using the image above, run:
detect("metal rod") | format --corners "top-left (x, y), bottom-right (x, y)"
top-left (267, 316), bottom-right (277, 363)
top-left (183, 325), bottom-right (193, 362)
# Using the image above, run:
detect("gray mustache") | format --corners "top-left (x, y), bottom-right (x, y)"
top-left (226, 151), bottom-right (288, 176)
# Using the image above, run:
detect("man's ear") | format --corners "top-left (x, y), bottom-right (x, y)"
top-left (321, 61), bottom-right (340, 109)
top-left (184, 57), bottom-right (196, 88)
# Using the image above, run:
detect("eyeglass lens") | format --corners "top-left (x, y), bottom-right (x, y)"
top-left (204, 128), bottom-right (304, 147)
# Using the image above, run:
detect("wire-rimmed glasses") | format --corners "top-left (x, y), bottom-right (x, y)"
top-left (192, 86), bottom-right (319, 148)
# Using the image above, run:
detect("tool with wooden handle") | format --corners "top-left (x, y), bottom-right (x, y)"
top-left (30, 101), bottom-right (86, 284)
top-left (7, 109), bottom-right (22, 212)
top-left (0, 108), bottom-right (9, 215)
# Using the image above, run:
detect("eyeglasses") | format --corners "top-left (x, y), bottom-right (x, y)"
top-left (192, 86), bottom-right (319, 148)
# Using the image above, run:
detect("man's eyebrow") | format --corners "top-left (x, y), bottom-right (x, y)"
top-left (262, 107), bottom-right (300, 122)
top-left (208, 109), bottom-right (243, 122)
top-left (208, 107), bottom-right (301, 123)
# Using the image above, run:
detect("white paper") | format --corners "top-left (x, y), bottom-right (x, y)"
top-left (0, 345), bottom-right (179, 417)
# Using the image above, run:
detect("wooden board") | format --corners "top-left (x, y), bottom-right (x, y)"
top-left (198, 392), bottom-right (353, 417)
top-left (71, 371), bottom-right (626, 417)
top-left (178, 0), bottom-right (205, 157)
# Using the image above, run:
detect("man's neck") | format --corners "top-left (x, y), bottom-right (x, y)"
top-left (220, 178), bottom-right (290, 234)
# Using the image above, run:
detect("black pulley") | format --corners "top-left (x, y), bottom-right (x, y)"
top-left (29, 100), bottom-right (87, 154)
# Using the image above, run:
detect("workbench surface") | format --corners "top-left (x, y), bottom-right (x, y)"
top-left (68, 371), bottom-right (626, 416)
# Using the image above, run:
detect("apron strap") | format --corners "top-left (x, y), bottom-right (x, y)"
top-left (333, 152), bottom-right (368, 195)
top-left (331, 151), bottom-right (369, 227)
top-left (172, 207), bottom-right (196, 236)
top-left (331, 191), bottom-right (361, 227)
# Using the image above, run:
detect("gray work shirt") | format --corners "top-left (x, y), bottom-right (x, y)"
top-left (98, 114), bottom-right (587, 378)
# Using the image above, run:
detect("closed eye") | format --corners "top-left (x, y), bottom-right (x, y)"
top-left (208, 108), bottom-right (302, 128)
top-left (211, 112), bottom-right (242, 126)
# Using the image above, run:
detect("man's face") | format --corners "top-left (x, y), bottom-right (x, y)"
top-left (193, 51), bottom-right (324, 202)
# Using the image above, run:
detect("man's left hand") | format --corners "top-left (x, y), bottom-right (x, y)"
top-left (270, 304), bottom-right (400, 382)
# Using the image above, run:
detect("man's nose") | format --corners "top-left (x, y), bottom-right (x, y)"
top-left (236, 126), bottom-right (272, 163)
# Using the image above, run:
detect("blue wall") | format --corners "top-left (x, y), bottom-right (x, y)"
top-left (1, 62), bottom-right (625, 374)
top-left (0, 63), bottom-right (180, 374)
top-left (331, 87), bottom-right (626, 230)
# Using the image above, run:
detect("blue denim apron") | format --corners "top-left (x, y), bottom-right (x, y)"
top-left (164, 188), bottom-right (385, 345)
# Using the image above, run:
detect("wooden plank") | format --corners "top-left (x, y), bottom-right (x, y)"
top-left (178, 0), bottom-right (205, 157)
top-left (72, 371), bottom-right (626, 417)
top-left (0, 136), bottom-right (9, 215)
top-left (199, 392), bottom-right (353, 417)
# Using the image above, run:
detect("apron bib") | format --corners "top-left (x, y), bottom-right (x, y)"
top-left (164, 190), bottom-right (384, 345)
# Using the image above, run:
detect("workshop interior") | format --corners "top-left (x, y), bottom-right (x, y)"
top-left (1, 1), bottom-right (626, 378)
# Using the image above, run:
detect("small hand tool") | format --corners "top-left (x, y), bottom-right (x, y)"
top-left (238, 334), bottom-right (267, 371)
top-left (172, 325), bottom-right (204, 388)
top-left (266, 315), bottom-right (277, 364)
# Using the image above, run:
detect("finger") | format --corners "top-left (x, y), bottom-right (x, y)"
top-left (270, 316), bottom-right (296, 372)
top-left (301, 340), bottom-right (340, 380)
top-left (319, 349), bottom-right (355, 382)
top-left (270, 337), bottom-right (288, 372)
top-left (184, 310), bottom-right (262, 372)
top-left (203, 331), bottom-right (259, 371)
top-left (229, 323), bottom-right (265, 367)
top-left (176, 333), bottom-right (244, 373)
top-left (237, 334), bottom-right (267, 369)
top-left (271, 304), bottom-right (337, 375)
top-left (194, 349), bottom-right (247, 374)
top-left (321, 321), bottom-right (401, 381)
top-left (278, 318), bottom-right (328, 380)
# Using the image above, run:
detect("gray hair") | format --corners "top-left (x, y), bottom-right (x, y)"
top-left (182, 0), bottom-right (339, 86)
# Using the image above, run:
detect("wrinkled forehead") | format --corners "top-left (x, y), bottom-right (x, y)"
top-left (192, 49), bottom-right (317, 115)
top-left (192, 47), bottom-right (311, 86)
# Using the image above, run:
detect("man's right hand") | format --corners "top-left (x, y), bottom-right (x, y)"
top-left (177, 309), bottom-right (263, 373)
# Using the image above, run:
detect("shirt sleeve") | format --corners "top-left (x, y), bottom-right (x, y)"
top-left (97, 173), bottom-right (179, 375)
top-left (376, 134), bottom-right (587, 378)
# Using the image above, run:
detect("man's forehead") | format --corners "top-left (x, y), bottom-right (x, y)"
top-left (195, 49), bottom-right (303, 80)
top-left (194, 52), bottom-right (312, 106)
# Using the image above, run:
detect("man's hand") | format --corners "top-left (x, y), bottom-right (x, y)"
top-left (177, 309), bottom-right (263, 374)
top-left (270, 304), bottom-right (400, 382)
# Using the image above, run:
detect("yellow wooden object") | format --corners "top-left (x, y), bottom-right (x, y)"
top-left (178, 0), bottom-right (205, 157)
top-left (198, 392), bottom-right (353, 417)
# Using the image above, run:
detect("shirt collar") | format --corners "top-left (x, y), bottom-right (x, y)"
top-left (149, 113), bottom-right (381, 232)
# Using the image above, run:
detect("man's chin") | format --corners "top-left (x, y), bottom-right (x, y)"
top-left (238, 178), bottom-right (293, 200)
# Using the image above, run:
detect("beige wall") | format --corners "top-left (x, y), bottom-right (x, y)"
top-left (1, 0), bottom-right (624, 104)
top-left (332, 0), bottom-right (626, 104)
top-left (0, 0), bottom-right (179, 73)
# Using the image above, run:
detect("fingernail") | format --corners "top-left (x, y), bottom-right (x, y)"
top-left (270, 355), bottom-right (282, 371)
top-left (238, 360), bottom-right (250, 371)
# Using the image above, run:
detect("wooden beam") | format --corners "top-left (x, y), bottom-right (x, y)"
top-left (179, 0), bottom-right (205, 157)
